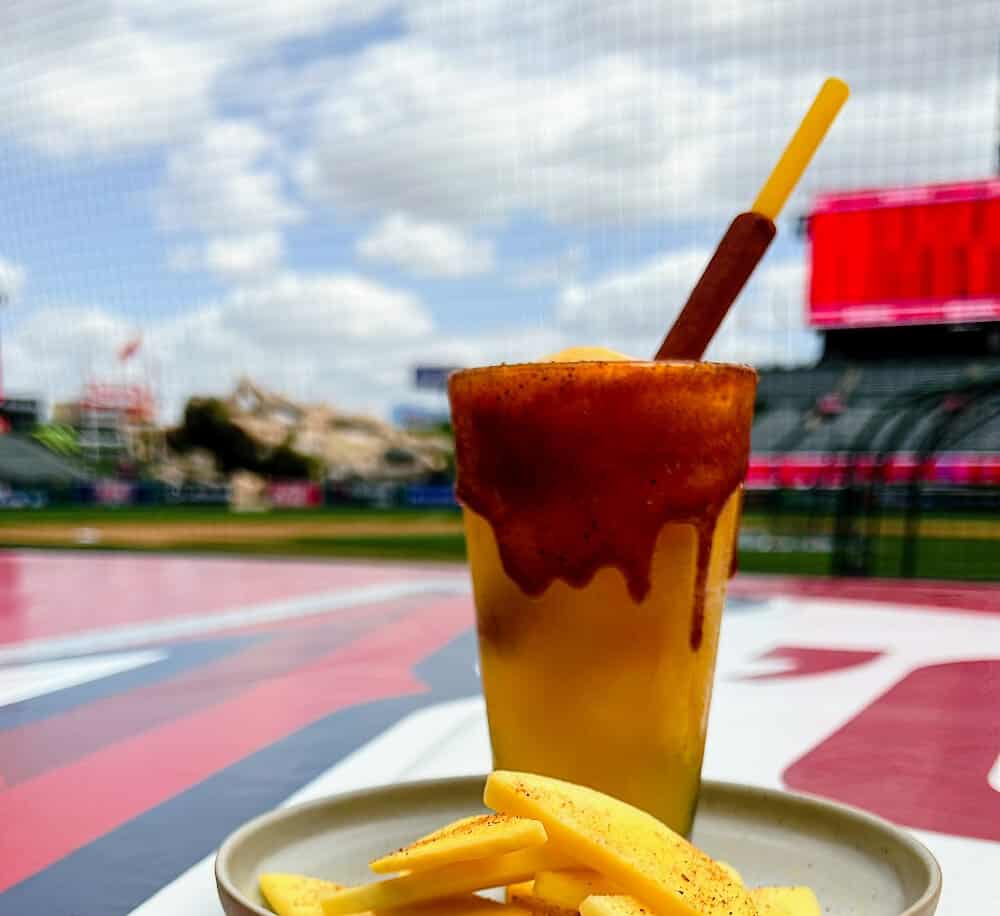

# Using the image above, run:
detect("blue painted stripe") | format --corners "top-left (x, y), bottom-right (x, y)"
top-left (0, 628), bottom-right (479, 916)
top-left (0, 636), bottom-right (255, 731)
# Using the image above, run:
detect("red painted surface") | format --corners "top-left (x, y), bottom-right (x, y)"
top-left (741, 646), bottom-right (883, 681)
top-left (729, 573), bottom-right (1000, 616)
top-left (1, 550), bottom-right (997, 903)
top-left (784, 659), bottom-right (1000, 842)
top-left (0, 599), bottom-right (420, 786)
top-left (0, 551), bottom-right (444, 646)
top-left (0, 595), bottom-right (473, 893)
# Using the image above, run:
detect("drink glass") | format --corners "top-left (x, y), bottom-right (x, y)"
top-left (448, 359), bottom-right (756, 834)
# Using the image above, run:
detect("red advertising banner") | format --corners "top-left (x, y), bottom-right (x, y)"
top-left (746, 452), bottom-right (1000, 489)
top-left (808, 179), bottom-right (1000, 329)
top-left (82, 383), bottom-right (156, 422)
top-left (95, 479), bottom-right (135, 506)
top-left (267, 481), bottom-right (322, 508)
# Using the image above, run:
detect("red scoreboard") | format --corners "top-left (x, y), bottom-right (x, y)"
top-left (808, 178), bottom-right (1000, 329)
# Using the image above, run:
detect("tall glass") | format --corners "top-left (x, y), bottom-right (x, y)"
top-left (449, 359), bottom-right (756, 835)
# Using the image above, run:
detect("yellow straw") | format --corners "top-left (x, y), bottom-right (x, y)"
top-left (751, 77), bottom-right (850, 221)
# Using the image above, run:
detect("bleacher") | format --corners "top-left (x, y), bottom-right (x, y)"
top-left (848, 361), bottom-right (989, 401)
top-left (788, 406), bottom-right (881, 453)
top-left (955, 421), bottom-right (1000, 451)
top-left (0, 435), bottom-right (91, 486)
top-left (752, 357), bottom-right (1000, 456)
top-left (756, 367), bottom-right (844, 408)
top-left (750, 407), bottom-right (805, 452)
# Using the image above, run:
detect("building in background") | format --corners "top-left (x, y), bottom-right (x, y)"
top-left (226, 378), bottom-right (451, 483)
top-left (0, 396), bottom-right (41, 434)
top-left (53, 382), bottom-right (160, 469)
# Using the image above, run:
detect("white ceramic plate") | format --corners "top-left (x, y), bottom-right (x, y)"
top-left (216, 777), bottom-right (941, 916)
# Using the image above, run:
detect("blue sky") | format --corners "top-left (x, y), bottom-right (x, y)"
top-left (0, 0), bottom-right (994, 420)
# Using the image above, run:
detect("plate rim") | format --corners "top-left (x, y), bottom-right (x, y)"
top-left (215, 775), bottom-right (942, 916)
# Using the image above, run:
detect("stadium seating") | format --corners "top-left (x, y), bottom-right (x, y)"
top-left (750, 407), bottom-right (806, 451)
top-left (0, 435), bottom-right (91, 486)
top-left (753, 358), bottom-right (1000, 456)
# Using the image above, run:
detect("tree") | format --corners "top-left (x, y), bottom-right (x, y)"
top-left (169, 398), bottom-right (317, 479)
top-left (263, 443), bottom-right (317, 479)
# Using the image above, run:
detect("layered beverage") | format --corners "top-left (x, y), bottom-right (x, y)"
top-left (449, 350), bottom-right (756, 834)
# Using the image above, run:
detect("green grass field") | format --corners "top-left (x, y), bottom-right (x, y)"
top-left (0, 506), bottom-right (461, 525)
top-left (0, 505), bottom-right (995, 580)
top-left (738, 536), bottom-right (1000, 580)
top-left (161, 534), bottom-right (470, 562)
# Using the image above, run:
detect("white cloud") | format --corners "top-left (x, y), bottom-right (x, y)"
top-left (156, 120), bottom-right (302, 233)
top-left (217, 272), bottom-right (432, 345)
top-left (297, 2), bottom-right (995, 228)
top-left (5, 270), bottom-right (436, 419)
top-left (406, 0), bottom-right (995, 93)
top-left (169, 231), bottom-right (284, 280)
top-left (557, 248), bottom-right (818, 366)
top-left (3, 305), bottom-right (139, 406)
top-left (131, 0), bottom-right (392, 56)
top-left (0, 4), bottom-right (217, 156)
top-left (0, 0), bottom-right (991, 224)
top-left (204, 232), bottom-right (284, 279)
top-left (5, 249), bottom-right (815, 423)
top-left (357, 213), bottom-right (495, 277)
top-left (514, 246), bottom-right (586, 289)
top-left (5, 239), bottom-right (819, 424)
top-left (2, 268), bottom-right (582, 422)
top-left (0, 0), bottom-right (992, 420)
top-left (0, 0), bottom-right (395, 158)
top-left (148, 272), bottom-right (435, 415)
top-left (298, 44), bottom-right (720, 224)
top-left (558, 248), bottom-right (711, 337)
top-left (0, 257), bottom-right (26, 303)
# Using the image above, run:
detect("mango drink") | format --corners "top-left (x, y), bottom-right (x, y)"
top-left (448, 348), bottom-right (756, 835)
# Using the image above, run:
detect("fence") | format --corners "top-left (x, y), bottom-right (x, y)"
top-left (0, 480), bottom-right (461, 512)
top-left (743, 484), bottom-right (1000, 581)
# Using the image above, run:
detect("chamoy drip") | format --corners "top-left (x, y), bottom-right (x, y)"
top-left (449, 355), bottom-right (757, 651)
top-left (728, 489), bottom-right (744, 580)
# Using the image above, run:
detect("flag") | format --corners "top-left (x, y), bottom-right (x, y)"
top-left (119, 336), bottom-right (142, 362)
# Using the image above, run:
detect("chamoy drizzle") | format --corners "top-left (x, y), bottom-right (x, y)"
top-left (450, 360), bottom-right (757, 650)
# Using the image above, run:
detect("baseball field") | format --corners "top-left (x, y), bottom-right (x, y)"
top-left (0, 505), bottom-right (996, 580)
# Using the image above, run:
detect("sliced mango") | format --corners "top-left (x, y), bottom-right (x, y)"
top-left (717, 862), bottom-right (743, 885)
top-left (750, 886), bottom-right (821, 916)
top-left (504, 882), bottom-right (577, 916)
top-left (534, 870), bottom-right (619, 910)
top-left (260, 874), bottom-right (540, 916)
top-left (506, 881), bottom-right (536, 905)
top-left (579, 895), bottom-right (650, 916)
top-left (513, 898), bottom-right (579, 916)
top-left (389, 897), bottom-right (537, 916)
top-left (321, 845), bottom-right (570, 916)
top-left (484, 771), bottom-right (756, 916)
top-left (260, 873), bottom-right (348, 916)
top-left (370, 815), bottom-right (547, 874)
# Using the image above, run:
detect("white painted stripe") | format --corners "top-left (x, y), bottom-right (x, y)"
top-left (0, 578), bottom-right (470, 667)
top-left (124, 596), bottom-right (1000, 916)
top-left (285, 696), bottom-right (489, 803)
top-left (126, 696), bottom-right (487, 916)
top-left (0, 650), bottom-right (165, 707)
